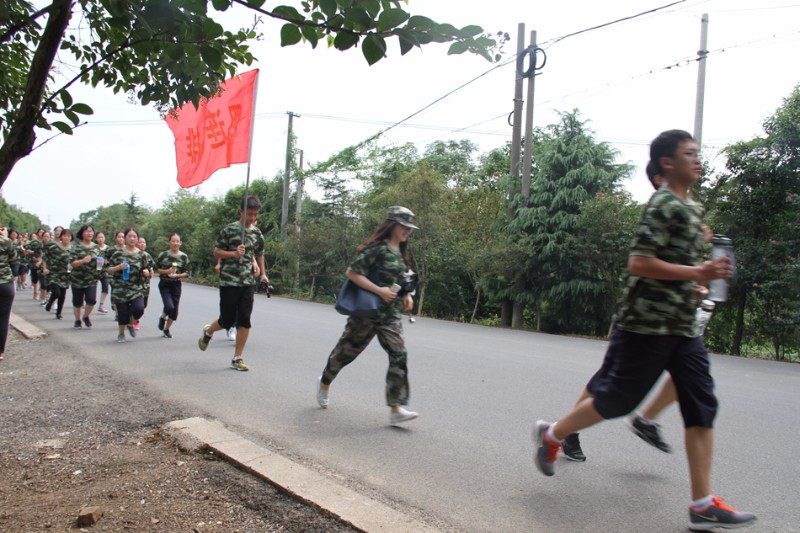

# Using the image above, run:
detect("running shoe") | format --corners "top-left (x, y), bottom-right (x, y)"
top-left (73, 320), bottom-right (82, 329)
top-left (116, 334), bottom-right (125, 343)
top-left (158, 317), bottom-right (166, 331)
top-left (83, 315), bottom-right (92, 328)
top-left (630, 415), bottom-right (672, 453)
top-left (227, 327), bottom-right (237, 341)
top-left (689, 496), bottom-right (757, 531)
top-left (97, 305), bottom-right (108, 314)
top-left (163, 329), bottom-right (172, 339)
top-left (316, 376), bottom-right (329, 409)
top-left (533, 420), bottom-right (560, 476)
top-left (127, 324), bottom-right (136, 338)
top-left (562, 433), bottom-right (586, 462)
top-left (230, 357), bottom-right (249, 371)
top-left (198, 324), bottom-right (212, 351)
top-left (389, 407), bottom-right (418, 425)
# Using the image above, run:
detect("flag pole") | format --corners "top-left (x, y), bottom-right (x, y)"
top-left (241, 70), bottom-right (260, 249)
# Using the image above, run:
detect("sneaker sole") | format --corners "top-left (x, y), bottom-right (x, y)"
top-left (389, 414), bottom-right (418, 425)
top-left (689, 521), bottom-right (756, 532)
top-left (562, 452), bottom-right (586, 462)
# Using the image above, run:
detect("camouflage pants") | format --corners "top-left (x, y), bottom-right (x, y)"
top-left (321, 315), bottom-right (409, 407)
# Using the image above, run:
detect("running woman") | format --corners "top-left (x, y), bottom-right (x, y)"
top-left (155, 233), bottom-right (190, 338)
top-left (69, 225), bottom-right (101, 328)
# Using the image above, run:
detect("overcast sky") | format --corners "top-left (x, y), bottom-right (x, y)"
top-left (4, 0), bottom-right (800, 227)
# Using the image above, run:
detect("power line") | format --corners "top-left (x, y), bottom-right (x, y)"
top-left (540, 0), bottom-right (689, 48)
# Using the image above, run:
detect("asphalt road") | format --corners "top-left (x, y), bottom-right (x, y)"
top-left (13, 284), bottom-right (800, 532)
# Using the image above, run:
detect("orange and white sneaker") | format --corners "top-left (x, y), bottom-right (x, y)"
top-left (533, 420), bottom-right (560, 476)
top-left (689, 496), bottom-right (756, 531)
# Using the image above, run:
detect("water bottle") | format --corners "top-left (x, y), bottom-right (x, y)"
top-left (96, 256), bottom-right (104, 271)
top-left (121, 259), bottom-right (130, 281)
top-left (708, 235), bottom-right (734, 302)
top-left (66, 260), bottom-right (72, 273)
top-left (695, 299), bottom-right (716, 336)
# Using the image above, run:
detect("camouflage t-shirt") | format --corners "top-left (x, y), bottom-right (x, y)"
top-left (216, 222), bottom-right (264, 287)
top-left (96, 244), bottom-right (111, 276)
top-left (615, 188), bottom-right (705, 337)
top-left (108, 247), bottom-right (148, 303)
top-left (156, 251), bottom-right (190, 282)
top-left (69, 241), bottom-right (101, 288)
top-left (0, 237), bottom-right (17, 284)
top-left (140, 251), bottom-right (155, 291)
top-left (43, 240), bottom-right (71, 288)
top-left (24, 239), bottom-right (43, 271)
top-left (347, 243), bottom-right (408, 320)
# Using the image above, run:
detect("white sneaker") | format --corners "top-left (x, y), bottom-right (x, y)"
top-left (389, 407), bottom-right (418, 425)
top-left (316, 376), bottom-right (329, 409)
top-left (227, 327), bottom-right (237, 341)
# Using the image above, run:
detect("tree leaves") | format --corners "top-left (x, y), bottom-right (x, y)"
top-left (361, 33), bottom-right (386, 65)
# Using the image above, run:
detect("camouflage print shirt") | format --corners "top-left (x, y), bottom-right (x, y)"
top-left (216, 222), bottom-right (264, 287)
top-left (108, 247), bottom-right (148, 303)
top-left (347, 243), bottom-right (407, 320)
top-left (0, 237), bottom-right (17, 284)
top-left (24, 239), bottom-right (43, 272)
top-left (96, 244), bottom-right (111, 276)
top-left (615, 188), bottom-right (706, 337)
top-left (43, 240), bottom-right (71, 288)
top-left (156, 250), bottom-right (190, 282)
top-left (140, 251), bottom-right (155, 292)
top-left (69, 241), bottom-right (101, 288)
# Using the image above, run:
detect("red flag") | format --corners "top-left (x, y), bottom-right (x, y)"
top-left (166, 69), bottom-right (259, 188)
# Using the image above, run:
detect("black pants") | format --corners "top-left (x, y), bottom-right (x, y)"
top-left (72, 285), bottom-right (97, 308)
top-left (47, 283), bottom-right (67, 316)
top-left (116, 297), bottom-right (144, 326)
top-left (159, 280), bottom-right (182, 321)
top-left (0, 281), bottom-right (15, 353)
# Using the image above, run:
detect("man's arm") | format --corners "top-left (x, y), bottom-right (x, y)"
top-left (629, 255), bottom-right (732, 283)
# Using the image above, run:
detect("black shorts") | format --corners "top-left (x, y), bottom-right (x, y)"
top-left (586, 327), bottom-right (717, 428)
top-left (218, 285), bottom-right (256, 330)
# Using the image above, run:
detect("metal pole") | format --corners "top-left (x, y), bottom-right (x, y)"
top-left (241, 71), bottom-right (260, 246)
top-left (508, 23), bottom-right (525, 218)
top-left (693, 13), bottom-right (709, 149)
top-left (521, 30), bottom-right (537, 200)
top-left (281, 112), bottom-right (299, 239)
top-left (295, 149), bottom-right (303, 234)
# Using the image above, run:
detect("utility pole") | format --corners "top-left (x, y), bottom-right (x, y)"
top-left (693, 13), bottom-right (709, 149)
top-left (295, 149), bottom-right (303, 234)
top-left (294, 149), bottom-right (304, 295)
top-left (508, 23), bottom-right (525, 218)
top-left (511, 29), bottom-right (542, 330)
top-left (281, 111), bottom-right (299, 240)
top-left (521, 29), bottom-right (537, 200)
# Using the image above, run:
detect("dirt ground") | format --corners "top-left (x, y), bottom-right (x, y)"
top-left (0, 327), bottom-right (357, 532)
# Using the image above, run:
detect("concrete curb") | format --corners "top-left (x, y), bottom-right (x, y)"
top-left (165, 417), bottom-right (441, 533)
top-left (10, 312), bottom-right (47, 339)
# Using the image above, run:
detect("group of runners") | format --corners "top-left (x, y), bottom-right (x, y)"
top-left (0, 129), bottom-right (760, 531)
top-left (8, 225), bottom-right (190, 342)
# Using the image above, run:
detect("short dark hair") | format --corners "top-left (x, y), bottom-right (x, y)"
top-left (645, 160), bottom-right (660, 189)
top-left (240, 196), bottom-right (262, 210)
top-left (76, 224), bottom-right (93, 241)
top-left (649, 129), bottom-right (694, 176)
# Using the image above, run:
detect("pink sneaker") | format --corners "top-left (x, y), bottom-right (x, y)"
top-left (97, 305), bottom-right (108, 314)
top-left (133, 321), bottom-right (140, 331)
